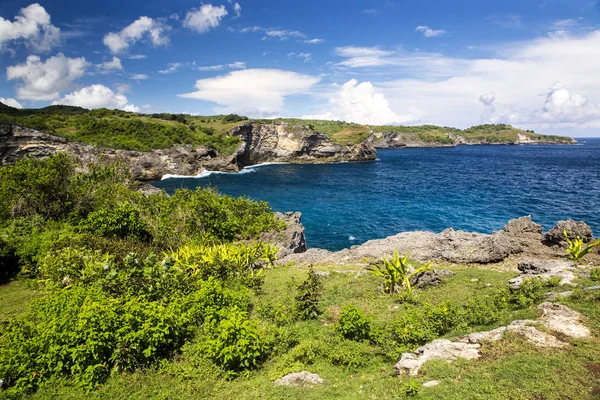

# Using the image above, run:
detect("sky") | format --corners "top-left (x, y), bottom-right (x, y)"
top-left (1, 1), bottom-right (600, 137)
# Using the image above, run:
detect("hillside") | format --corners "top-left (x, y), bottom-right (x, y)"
top-left (0, 103), bottom-right (575, 155)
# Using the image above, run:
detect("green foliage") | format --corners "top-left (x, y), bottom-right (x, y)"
top-left (402, 380), bottom-right (421, 396)
top-left (79, 201), bottom-right (151, 241)
top-left (463, 291), bottom-right (508, 326)
top-left (590, 268), bottom-right (600, 282)
top-left (201, 307), bottom-right (267, 376)
top-left (0, 154), bottom-right (75, 219)
top-left (294, 268), bottom-right (323, 320)
top-left (38, 247), bottom-right (110, 287)
top-left (510, 278), bottom-right (548, 308)
top-left (336, 305), bottom-right (372, 342)
top-left (368, 250), bottom-right (432, 294)
top-left (328, 339), bottom-right (371, 370)
top-left (564, 229), bottom-right (600, 261)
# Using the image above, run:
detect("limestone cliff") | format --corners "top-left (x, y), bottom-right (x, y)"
top-left (0, 122), bottom-right (376, 181)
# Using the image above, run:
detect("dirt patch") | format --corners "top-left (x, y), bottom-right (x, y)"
top-left (586, 363), bottom-right (600, 378)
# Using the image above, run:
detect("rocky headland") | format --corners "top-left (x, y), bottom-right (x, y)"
top-left (0, 122), bottom-right (376, 181)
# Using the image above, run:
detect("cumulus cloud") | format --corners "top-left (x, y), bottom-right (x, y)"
top-left (53, 84), bottom-right (139, 112)
top-left (100, 56), bottom-right (123, 71)
top-left (303, 79), bottom-right (416, 125)
top-left (0, 3), bottom-right (60, 52)
top-left (0, 97), bottom-right (24, 109)
top-left (416, 25), bottom-right (447, 38)
top-left (178, 68), bottom-right (320, 114)
top-left (103, 16), bottom-right (169, 54)
top-left (183, 4), bottom-right (228, 33)
top-left (6, 53), bottom-right (90, 101)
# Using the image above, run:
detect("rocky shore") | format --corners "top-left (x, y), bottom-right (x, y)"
top-left (0, 122), bottom-right (376, 181)
top-left (277, 216), bottom-right (598, 267)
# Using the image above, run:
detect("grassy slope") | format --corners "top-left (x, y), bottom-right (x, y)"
top-left (3, 263), bottom-right (597, 400)
top-left (0, 102), bottom-right (574, 151)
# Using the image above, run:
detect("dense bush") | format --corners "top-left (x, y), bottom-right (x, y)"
top-left (591, 268), bottom-right (600, 282)
top-left (38, 247), bottom-right (110, 287)
top-left (336, 305), bottom-right (372, 342)
top-left (201, 307), bottom-right (267, 376)
top-left (79, 201), bottom-right (151, 241)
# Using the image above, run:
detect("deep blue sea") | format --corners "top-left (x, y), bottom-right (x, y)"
top-left (154, 139), bottom-right (600, 251)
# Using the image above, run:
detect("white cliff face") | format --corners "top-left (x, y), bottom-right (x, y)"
top-left (230, 122), bottom-right (376, 166)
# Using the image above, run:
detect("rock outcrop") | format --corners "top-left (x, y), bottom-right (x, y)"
top-left (0, 123), bottom-right (376, 181)
top-left (396, 303), bottom-right (590, 375)
top-left (259, 212), bottom-right (307, 257)
top-left (508, 259), bottom-right (579, 290)
top-left (230, 122), bottom-right (376, 166)
top-left (279, 216), bottom-right (567, 267)
top-left (544, 219), bottom-right (594, 245)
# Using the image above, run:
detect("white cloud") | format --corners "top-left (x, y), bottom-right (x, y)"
top-left (416, 25), bottom-right (447, 38)
top-left (288, 52), bottom-right (312, 62)
top-left (0, 97), bottom-right (24, 109)
top-left (335, 46), bottom-right (396, 67)
top-left (100, 56), bottom-right (123, 71)
top-left (228, 61), bottom-right (246, 69)
top-left (53, 84), bottom-right (139, 112)
top-left (369, 30), bottom-right (600, 134)
top-left (128, 54), bottom-right (147, 60)
top-left (159, 62), bottom-right (181, 74)
top-left (178, 68), bottom-right (320, 114)
top-left (103, 16), bottom-right (169, 54)
top-left (233, 3), bottom-right (242, 18)
top-left (183, 4), bottom-right (228, 33)
top-left (6, 53), bottom-right (90, 101)
top-left (265, 29), bottom-right (305, 39)
top-left (198, 65), bottom-right (225, 71)
top-left (303, 79), bottom-right (416, 125)
top-left (0, 3), bottom-right (60, 52)
top-left (129, 73), bottom-right (148, 80)
top-left (115, 83), bottom-right (131, 94)
top-left (303, 38), bottom-right (324, 44)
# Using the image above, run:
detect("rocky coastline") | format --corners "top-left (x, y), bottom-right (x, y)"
top-left (0, 122), bottom-right (376, 181)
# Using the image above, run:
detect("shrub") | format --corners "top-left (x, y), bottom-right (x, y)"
top-left (295, 268), bottom-right (322, 320)
top-left (336, 305), bottom-right (372, 341)
top-left (79, 201), bottom-right (151, 242)
top-left (38, 247), bottom-right (110, 287)
top-left (286, 339), bottom-right (326, 365)
top-left (368, 250), bottom-right (431, 294)
top-left (424, 300), bottom-right (464, 336)
top-left (463, 292), bottom-right (506, 326)
top-left (565, 229), bottom-right (600, 262)
top-left (201, 307), bottom-right (267, 376)
top-left (591, 268), bottom-right (600, 282)
top-left (510, 278), bottom-right (547, 308)
top-left (328, 339), bottom-right (371, 370)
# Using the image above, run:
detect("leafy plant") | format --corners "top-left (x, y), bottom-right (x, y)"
top-left (79, 201), bottom-right (151, 242)
top-left (591, 268), bottom-right (600, 282)
top-left (368, 250), bottom-right (432, 294)
top-left (295, 267), bottom-right (323, 320)
top-left (402, 379), bottom-right (421, 396)
top-left (564, 229), bottom-right (600, 262)
top-left (336, 305), bottom-right (372, 342)
top-left (201, 307), bottom-right (267, 376)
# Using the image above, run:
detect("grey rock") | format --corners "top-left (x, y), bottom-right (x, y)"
top-left (545, 219), bottom-right (594, 245)
top-left (508, 259), bottom-right (578, 290)
top-left (538, 302), bottom-right (590, 338)
top-left (259, 212), bottom-right (307, 257)
top-left (275, 371), bottom-right (324, 387)
top-left (584, 285), bottom-right (600, 291)
top-left (410, 269), bottom-right (455, 288)
top-left (422, 380), bottom-right (441, 388)
top-left (394, 339), bottom-right (481, 376)
top-left (314, 270), bottom-right (330, 277)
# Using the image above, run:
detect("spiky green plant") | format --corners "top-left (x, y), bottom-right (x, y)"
top-left (564, 229), bottom-right (600, 262)
top-left (368, 250), bottom-right (432, 294)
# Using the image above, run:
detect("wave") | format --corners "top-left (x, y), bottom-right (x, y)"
top-left (160, 161), bottom-right (293, 180)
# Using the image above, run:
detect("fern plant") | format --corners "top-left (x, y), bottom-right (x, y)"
top-left (368, 250), bottom-right (431, 294)
top-left (564, 229), bottom-right (600, 262)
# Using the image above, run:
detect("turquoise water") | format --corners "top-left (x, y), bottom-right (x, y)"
top-left (154, 139), bottom-right (600, 251)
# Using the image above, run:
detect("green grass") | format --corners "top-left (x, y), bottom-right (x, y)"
top-left (4, 262), bottom-right (596, 400)
top-left (0, 279), bottom-right (43, 322)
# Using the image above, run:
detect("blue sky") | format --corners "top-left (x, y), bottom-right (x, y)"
top-left (1, 0), bottom-right (600, 136)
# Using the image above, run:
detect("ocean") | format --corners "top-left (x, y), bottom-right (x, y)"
top-left (154, 139), bottom-right (600, 251)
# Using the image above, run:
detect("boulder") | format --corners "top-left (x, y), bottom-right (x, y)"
top-left (410, 269), bottom-right (455, 288)
top-left (538, 302), bottom-right (590, 338)
top-left (259, 212), bottom-right (307, 257)
top-left (422, 380), bottom-right (441, 388)
top-left (544, 219), bottom-right (594, 245)
top-left (394, 339), bottom-right (481, 376)
top-left (275, 371), bottom-right (324, 387)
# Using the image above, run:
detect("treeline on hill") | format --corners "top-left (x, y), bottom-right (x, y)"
top-left (0, 154), bottom-right (283, 396)
top-left (0, 103), bottom-right (246, 154)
